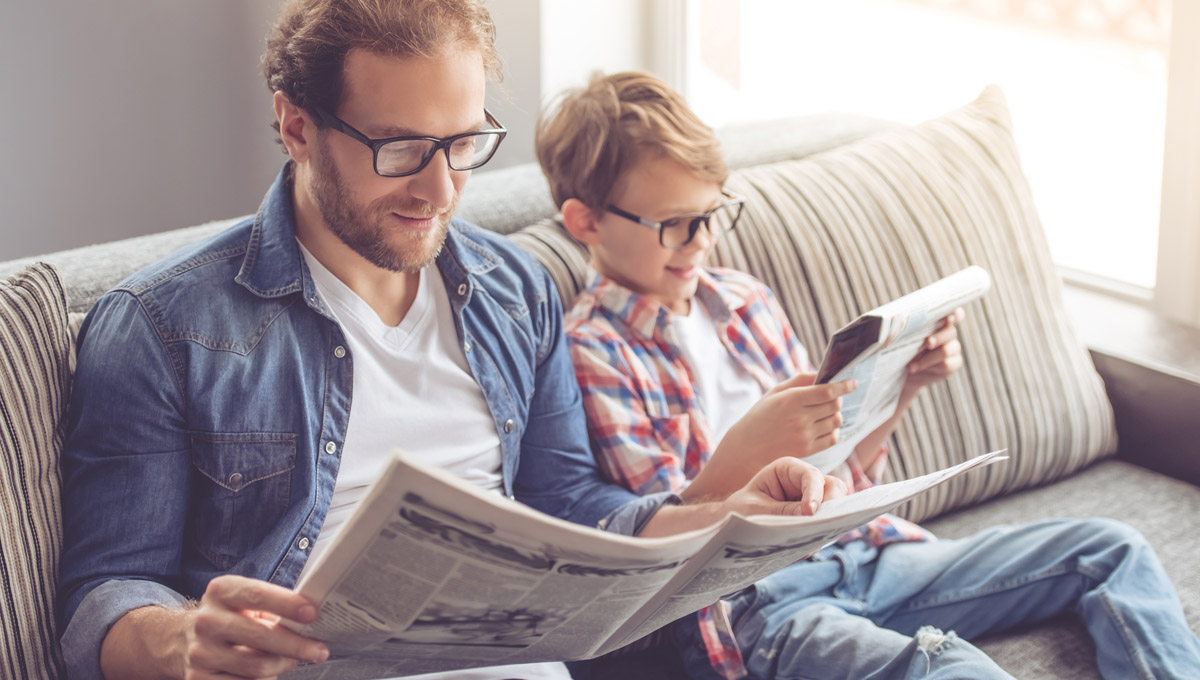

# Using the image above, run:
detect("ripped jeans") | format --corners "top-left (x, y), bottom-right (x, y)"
top-left (680, 518), bottom-right (1200, 680)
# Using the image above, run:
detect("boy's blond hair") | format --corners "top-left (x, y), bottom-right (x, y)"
top-left (535, 71), bottom-right (728, 213)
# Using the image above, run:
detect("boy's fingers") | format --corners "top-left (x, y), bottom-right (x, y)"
top-left (771, 371), bottom-right (817, 392)
top-left (822, 475), bottom-right (848, 502)
top-left (790, 379), bottom-right (856, 404)
top-left (923, 323), bottom-right (958, 350)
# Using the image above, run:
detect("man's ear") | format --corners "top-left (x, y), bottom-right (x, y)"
top-left (273, 91), bottom-right (314, 164)
top-left (561, 198), bottom-right (603, 247)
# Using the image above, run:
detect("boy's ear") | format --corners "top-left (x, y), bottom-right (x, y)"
top-left (561, 198), bottom-right (603, 247)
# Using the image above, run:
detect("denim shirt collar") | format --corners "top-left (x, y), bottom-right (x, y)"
top-left (234, 163), bottom-right (503, 310)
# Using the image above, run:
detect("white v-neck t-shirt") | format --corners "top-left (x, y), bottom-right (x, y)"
top-left (671, 300), bottom-right (766, 446)
top-left (296, 246), bottom-right (567, 680)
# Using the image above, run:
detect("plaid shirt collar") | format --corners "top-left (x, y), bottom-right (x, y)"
top-left (586, 267), bottom-right (750, 338)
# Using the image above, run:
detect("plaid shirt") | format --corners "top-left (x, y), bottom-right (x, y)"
top-left (566, 268), bottom-right (932, 680)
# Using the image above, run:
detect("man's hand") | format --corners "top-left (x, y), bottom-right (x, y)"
top-left (903, 307), bottom-right (966, 397)
top-left (725, 456), bottom-right (850, 517)
top-left (640, 457), bottom-right (847, 537)
top-left (100, 575), bottom-right (328, 680)
top-left (684, 372), bottom-right (856, 500)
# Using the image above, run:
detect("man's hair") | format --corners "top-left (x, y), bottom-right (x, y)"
top-left (535, 71), bottom-right (727, 213)
top-left (263, 0), bottom-right (500, 141)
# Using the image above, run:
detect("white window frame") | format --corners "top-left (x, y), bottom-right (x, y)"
top-left (659, 0), bottom-right (1200, 329)
top-left (1155, 0), bottom-right (1200, 327)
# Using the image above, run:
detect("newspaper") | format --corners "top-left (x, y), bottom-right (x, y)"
top-left (805, 266), bottom-right (992, 472)
top-left (282, 448), bottom-right (1007, 679)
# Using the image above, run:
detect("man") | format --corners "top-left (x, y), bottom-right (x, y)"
top-left (57, 2), bottom-right (842, 679)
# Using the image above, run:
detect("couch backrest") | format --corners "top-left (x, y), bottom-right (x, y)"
top-left (0, 114), bottom-right (894, 315)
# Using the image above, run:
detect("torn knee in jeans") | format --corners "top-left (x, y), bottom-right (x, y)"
top-left (915, 625), bottom-right (958, 674)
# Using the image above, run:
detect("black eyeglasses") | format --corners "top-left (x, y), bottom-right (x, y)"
top-left (313, 108), bottom-right (507, 177)
top-left (607, 191), bottom-right (746, 249)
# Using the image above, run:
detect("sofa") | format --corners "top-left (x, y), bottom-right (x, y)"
top-left (2, 85), bottom-right (1197, 680)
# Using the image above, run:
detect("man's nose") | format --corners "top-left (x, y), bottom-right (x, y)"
top-left (406, 150), bottom-right (457, 209)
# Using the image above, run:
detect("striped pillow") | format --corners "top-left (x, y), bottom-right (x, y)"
top-left (1, 262), bottom-right (70, 679)
top-left (713, 85), bottom-right (1117, 522)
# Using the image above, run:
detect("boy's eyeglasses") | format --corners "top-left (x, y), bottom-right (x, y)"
top-left (313, 108), bottom-right (507, 177)
top-left (607, 191), bottom-right (745, 250)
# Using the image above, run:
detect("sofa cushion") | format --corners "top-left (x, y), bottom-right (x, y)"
top-left (512, 86), bottom-right (1118, 525)
top-left (925, 458), bottom-right (1200, 679)
top-left (0, 262), bottom-right (71, 679)
top-left (710, 85), bottom-right (1118, 523)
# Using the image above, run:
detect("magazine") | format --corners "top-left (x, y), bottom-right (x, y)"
top-left (805, 266), bottom-right (992, 472)
top-left (282, 448), bottom-right (1006, 679)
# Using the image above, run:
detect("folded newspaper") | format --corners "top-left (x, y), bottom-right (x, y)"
top-left (805, 265), bottom-right (992, 472)
top-left (283, 448), bottom-right (1007, 679)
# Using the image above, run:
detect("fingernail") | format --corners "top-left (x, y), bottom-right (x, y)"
top-left (850, 379), bottom-right (858, 390)
top-left (806, 500), bottom-right (818, 514)
top-left (299, 605), bottom-right (317, 622)
top-left (309, 644), bottom-right (329, 664)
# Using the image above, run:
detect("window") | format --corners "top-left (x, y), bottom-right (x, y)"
top-left (663, 0), bottom-right (1200, 326)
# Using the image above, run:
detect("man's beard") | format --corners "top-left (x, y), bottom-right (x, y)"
top-left (309, 139), bottom-right (456, 273)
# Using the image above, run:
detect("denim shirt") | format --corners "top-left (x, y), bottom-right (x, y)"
top-left (58, 166), bottom-right (675, 680)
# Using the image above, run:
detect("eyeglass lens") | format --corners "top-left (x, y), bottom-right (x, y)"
top-left (660, 202), bottom-right (742, 248)
top-left (375, 132), bottom-right (502, 176)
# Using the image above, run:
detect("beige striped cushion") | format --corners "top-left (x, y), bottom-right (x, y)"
top-left (713, 85), bottom-right (1117, 522)
top-left (1, 262), bottom-right (70, 679)
top-left (511, 85), bottom-right (1116, 524)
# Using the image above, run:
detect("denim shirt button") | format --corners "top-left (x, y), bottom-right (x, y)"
top-left (503, 418), bottom-right (515, 434)
top-left (457, 283), bottom-right (468, 296)
top-left (227, 472), bottom-right (244, 491)
top-left (333, 346), bottom-right (346, 358)
top-left (298, 537), bottom-right (310, 550)
top-left (324, 441), bottom-right (337, 455)
top-left (464, 340), bottom-right (472, 352)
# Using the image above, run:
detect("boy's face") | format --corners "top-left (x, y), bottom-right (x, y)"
top-left (592, 156), bottom-right (723, 315)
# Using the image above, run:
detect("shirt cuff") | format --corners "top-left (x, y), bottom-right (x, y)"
top-left (597, 491), bottom-right (683, 536)
top-left (62, 579), bottom-right (189, 680)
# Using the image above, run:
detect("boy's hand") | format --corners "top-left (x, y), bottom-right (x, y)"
top-left (686, 373), bottom-right (855, 500)
top-left (903, 307), bottom-right (966, 398)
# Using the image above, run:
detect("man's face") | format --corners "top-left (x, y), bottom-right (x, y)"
top-left (591, 155), bottom-right (724, 315)
top-left (307, 48), bottom-right (487, 273)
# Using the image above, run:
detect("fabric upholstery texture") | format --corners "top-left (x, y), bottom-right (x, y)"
top-left (711, 85), bottom-right (1118, 523)
top-left (0, 262), bottom-right (71, 679)
top-left (508, 86), bottom-right (1118, 524)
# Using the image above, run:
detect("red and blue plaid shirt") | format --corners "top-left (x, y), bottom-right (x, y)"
top-left (566, 267), bottom-right (932, 680)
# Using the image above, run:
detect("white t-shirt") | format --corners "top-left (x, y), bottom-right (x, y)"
top-left (671, 300), bottom-right (766, 445)
top-left (297, 244), bottom-right (569, 680)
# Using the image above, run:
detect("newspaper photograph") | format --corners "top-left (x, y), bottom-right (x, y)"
top-left (805, 265), bottom-right (992, 472)
top-left (282, 448), bottom-right (1006, 678)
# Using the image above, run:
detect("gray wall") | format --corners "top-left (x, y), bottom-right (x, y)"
top-left (0, 1), bottom-right (626, 260)
top-left (1, 1), bottom-right (284, 260)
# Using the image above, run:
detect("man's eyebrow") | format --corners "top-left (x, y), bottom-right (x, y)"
top-left (372, 117), bottom-right (488, 139)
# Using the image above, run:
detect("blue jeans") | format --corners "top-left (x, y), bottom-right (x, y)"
top-left (691, 518), bottom-right (1199, 680)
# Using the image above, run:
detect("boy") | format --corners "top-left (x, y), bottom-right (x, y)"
top-left (535, 71), bottom-right (1200, 680)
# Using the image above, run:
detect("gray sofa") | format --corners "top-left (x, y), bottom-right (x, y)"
top-left (2, 87), bottom-right (1197, 679)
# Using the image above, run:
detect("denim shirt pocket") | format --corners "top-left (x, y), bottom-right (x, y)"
top-left (189, 432), bottom-right (297, 571)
